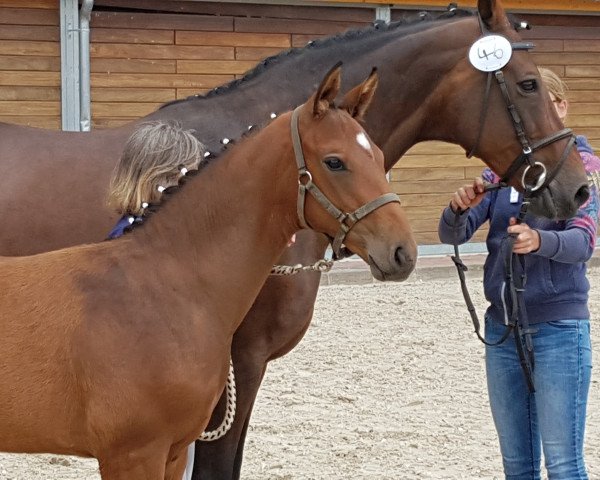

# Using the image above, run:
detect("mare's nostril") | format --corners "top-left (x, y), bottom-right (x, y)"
top-left (575, 185), bottom-right (590, 207)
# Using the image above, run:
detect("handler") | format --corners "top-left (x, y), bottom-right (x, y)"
top-left (438, 68), bottom-right (600, 479)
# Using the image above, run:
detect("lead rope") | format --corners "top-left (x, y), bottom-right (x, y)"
top-left (198, 259), bottom-right (334, 445)
top-left (270, 258), bottom-right (334, 276)
top-left (198, 358), bottom-right (236, 441)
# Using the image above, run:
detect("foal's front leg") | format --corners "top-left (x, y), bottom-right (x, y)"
top-left (97, 443), bottom-right (168, 480)
top-left (192, 230), bottom-right (328, 479)
top-left (165, 444), bottom-right (189, 480)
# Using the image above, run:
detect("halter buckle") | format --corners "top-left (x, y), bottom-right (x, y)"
top-left (298, 170), bottom-right (313, 187)
top-left (523, 146), bottom-right (532, 155)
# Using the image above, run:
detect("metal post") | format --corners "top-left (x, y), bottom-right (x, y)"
top-left (60, 0), bottom-right (80, 131)
top-left (375, 5), bottom-right (391, 24)
top-left (79, 0), bottom-right (94, 131)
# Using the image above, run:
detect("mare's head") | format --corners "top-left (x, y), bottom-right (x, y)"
top-left (290, 64), bottom-right (417, 281)
top-left (435, 0), bottom-right (589, 219)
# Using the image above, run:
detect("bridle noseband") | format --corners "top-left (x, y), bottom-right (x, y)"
top-left (290, 106), bottom-right (401, 259)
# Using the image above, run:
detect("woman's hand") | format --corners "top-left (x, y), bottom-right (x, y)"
top-left (507, 217), bottom-right (540, 254)
top-left (450, 177), bottom-right (486, 212)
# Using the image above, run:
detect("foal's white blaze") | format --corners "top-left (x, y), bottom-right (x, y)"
top-left (356, 132), bottom-right (371, 153)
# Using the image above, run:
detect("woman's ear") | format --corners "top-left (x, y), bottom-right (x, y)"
top-left (555, 99), bottom-right (569, 122)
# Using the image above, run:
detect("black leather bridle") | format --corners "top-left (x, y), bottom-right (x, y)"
top-left (452, 16), bottom-right (578, 393)
top-left (467, 15), bottom-right (576, 194)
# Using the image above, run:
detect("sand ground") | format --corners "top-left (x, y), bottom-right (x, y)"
top-left (0, 264), bottom-right (598, 479)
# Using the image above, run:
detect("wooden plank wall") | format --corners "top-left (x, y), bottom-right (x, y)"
top-left (0, 0), bottom-right (61, 129)
top-left (88, 1), bottom-right (372, 128)
top-left (0, 2), bottom-right (598, 245)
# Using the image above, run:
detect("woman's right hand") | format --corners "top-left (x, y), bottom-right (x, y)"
top-left (450, 177), bottom-right (486, 212)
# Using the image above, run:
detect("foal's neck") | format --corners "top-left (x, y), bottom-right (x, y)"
top-left (131, 115), bottom-right (299, 334)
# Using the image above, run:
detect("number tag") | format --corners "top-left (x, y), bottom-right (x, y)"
top-left (468, 35), bottom-right (513, 72)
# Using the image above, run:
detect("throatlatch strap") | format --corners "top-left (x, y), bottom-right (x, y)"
top-left (467, 72), bottom-right (493, 159)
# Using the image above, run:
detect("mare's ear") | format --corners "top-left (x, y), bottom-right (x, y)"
top-left (313, 62), bottom-right (342, 118)
top-left (339, 67), bottom-right (379, 121)
top-left (478, 0), bottom-right (508, 30)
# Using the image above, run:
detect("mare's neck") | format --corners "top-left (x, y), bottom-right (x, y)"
top-left (131, 115), bottom-right (299, 335)
top-left (150, 16), bottom-right (477, 169)
top-left (365, 17), bottom-right (479, 166)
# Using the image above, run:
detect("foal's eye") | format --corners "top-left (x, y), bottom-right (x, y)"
top-left (324, 157), bottom-right (346, 171)
top-left (518, 79), bottom-right (538, 93)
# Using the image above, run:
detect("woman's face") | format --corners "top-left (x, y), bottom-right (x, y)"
top-left (549, 92), bottom-right (568, 122)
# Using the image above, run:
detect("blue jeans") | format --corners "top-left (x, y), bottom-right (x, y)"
top-left (485, 317), bottom-right (592, 480)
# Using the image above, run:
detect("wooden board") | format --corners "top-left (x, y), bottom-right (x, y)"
top-left (319, 0), bottom-right (600, 12)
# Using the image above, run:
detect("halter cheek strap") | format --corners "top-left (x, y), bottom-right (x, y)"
top-left (290, 106), bottom-right (401, 259)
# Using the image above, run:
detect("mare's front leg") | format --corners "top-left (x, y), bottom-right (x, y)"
top-left (191, 230), bottom-right (329, 480)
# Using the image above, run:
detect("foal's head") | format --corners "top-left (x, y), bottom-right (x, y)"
top-left (291, 64), bottom-right (417, 281)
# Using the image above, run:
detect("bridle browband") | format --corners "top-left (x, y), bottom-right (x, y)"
top-left (452, 15), bottom-right (579, 393)
top-left (290, 106), bottom-right (401, 259)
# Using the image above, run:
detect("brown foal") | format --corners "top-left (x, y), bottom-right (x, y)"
top-left (0, 66), bottom-right (417, 479)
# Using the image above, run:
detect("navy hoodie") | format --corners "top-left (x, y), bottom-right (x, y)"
top-left (438, 136), bottom-right (600, 324)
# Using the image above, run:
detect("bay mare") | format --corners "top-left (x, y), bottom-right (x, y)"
top-left (0, 67), bottom-right (417, 479)
top-left (0, 0), bottom-right (590, 478)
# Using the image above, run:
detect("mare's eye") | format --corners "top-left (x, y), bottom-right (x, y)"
top-left (519, 79), bottom-right (538, 93)
top-left (324, 157), bottom-right (346, 171)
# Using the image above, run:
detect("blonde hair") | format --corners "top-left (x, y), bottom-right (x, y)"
top-left (108, 121), bottom-right (205, 216)
top-left (538, 67), bottom-right (568, 102)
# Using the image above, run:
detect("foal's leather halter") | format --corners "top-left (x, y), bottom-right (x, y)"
top-left (291, 106), bottom-right (401, 259)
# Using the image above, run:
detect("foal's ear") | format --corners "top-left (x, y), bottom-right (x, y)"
top-left (339, 68), bottom-right (379, 121)
top-left (478, 0), bottom-right (508, 30)
top-left (313, 62), bottom-right (342, 118)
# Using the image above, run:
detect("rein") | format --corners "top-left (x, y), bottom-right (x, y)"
top-left (291, 106), bottom-right (401, 259)
top-left (451, 185), bottom-right (535, 393)
top-left (452, 15), bottom-right (577, 393)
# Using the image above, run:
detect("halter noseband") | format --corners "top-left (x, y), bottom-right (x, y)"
top-left (467, 15), bottom-right (575, 194)
top-left (290, 106), bottom-right (401, 259)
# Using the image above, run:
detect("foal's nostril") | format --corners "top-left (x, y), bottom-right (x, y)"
top-left (575, 185), bottom-right (590, 207)
top-left (394, 246), bottom-right (405, 266)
